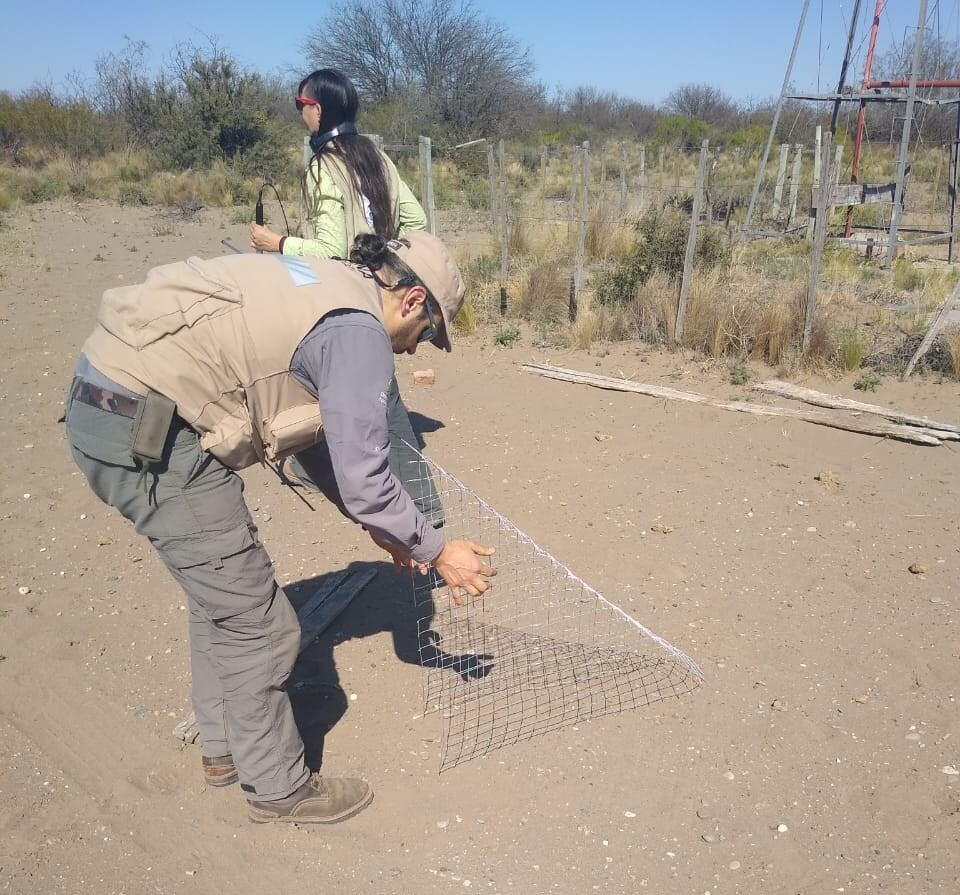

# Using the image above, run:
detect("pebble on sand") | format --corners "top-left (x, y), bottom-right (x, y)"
top-left (908, 562), bottom-right (927, 575)
top-left (18, 586), bottom-right (31, 595)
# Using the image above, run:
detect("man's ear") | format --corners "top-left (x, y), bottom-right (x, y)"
top-left (400, 283), bottom-right (428, 317)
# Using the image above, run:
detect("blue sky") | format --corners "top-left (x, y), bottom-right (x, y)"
top-left (2, 2), bottom-right (952, 104)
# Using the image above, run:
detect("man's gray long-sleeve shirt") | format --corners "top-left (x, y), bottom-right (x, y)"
top-left (290, 310), bottom-right (444, 564)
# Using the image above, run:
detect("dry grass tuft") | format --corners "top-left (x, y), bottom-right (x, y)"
top-left (569, 311), bottom-right (600, 349)
top-left (943, 327), bottom-right (960, 380)
top-left (517, 260), bottom-right (569, 327)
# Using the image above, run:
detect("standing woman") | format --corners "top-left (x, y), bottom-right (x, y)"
top-left (250, 68), bottom-right (426, 257)
top-left (251, 69), bottom-right (439, 520)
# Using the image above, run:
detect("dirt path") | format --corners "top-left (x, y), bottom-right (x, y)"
top-left (0, 200), bottom-right (958, 894)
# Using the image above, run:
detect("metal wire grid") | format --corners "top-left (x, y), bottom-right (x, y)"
top-left (404, 447), bottom-right (703, 772)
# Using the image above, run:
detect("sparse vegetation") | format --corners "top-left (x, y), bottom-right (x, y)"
top-left (836, 327), bottom-right (869, 372)
top-left (2, 29), bottom-right (959, 385)
top-left (494, 325), bottom-right (521, 347)
top-left (943, 327), bottom-right (960, 380)
top-left (854, 371), bottom-right (882, 392)
top-left (729, 361), bottom-right (750, 385)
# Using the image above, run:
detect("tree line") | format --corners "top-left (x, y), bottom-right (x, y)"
top-left (3, 0), bottom-right (960, 181)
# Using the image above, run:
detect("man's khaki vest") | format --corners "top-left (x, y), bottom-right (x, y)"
top-left (81, 253), bottom-right (385, 470)
top-left (309, 149), bottom-right (403, 247)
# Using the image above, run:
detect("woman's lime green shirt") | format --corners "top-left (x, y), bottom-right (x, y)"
top-left (281, 156), bottom-right (427, 259)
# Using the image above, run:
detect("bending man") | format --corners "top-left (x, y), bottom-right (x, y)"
top-left (64, 231), bottom-right (494, 825)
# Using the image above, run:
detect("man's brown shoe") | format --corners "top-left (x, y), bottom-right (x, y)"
top-left (247, 773), bottom-right (373, 824)
top-left (202, 754), bottom-right (239, 787)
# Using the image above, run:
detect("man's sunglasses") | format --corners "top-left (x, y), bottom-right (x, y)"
top-left (295, 95), bottom-right (319, 112)
top-left (418, 299), bottom-right (440, 345)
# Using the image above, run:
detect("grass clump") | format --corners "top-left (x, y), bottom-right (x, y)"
top-left (943, 327), bottom-right (960, 380)
top-left (854, 370), bottom-right (882, 392)
top-left (494, 325), bottom-right (520, 347)
top-left (836, 326), bottom-right (869, 371)
top-left (517, 260), bottom-right (568, 329)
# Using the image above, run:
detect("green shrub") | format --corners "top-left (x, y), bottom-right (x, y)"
top-left (854, 370), bottom-right (881, 392)
top-left (729, 361), bottom-right (751, 385)
top-left (494, 325), bottom-right (520, 347)
top-left (594, 208), bottom-right (731, 305)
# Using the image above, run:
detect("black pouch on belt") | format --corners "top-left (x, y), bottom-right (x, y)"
top-left (130, 390), bottom-right (177, 492)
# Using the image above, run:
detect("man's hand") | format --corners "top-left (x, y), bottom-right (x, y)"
top-left (433, 539), bottom-right (496, 607)
top-left (369, 531), bottom-right (428, 574)
top-left (250, 223), bottom-right (283, 253)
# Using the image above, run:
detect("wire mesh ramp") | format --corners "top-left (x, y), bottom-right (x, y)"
top-left (407, 447), bottom-right (703, 772)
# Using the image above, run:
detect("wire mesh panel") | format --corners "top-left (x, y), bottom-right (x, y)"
top-left (405, 446), bottom-right (703, 772)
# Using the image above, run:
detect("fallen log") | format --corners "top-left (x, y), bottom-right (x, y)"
top-left (521, 362), bottom-right (943, 446)
top-left (752, 379), bottom-right (960, 436)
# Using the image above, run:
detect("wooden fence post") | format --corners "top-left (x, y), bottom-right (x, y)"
top-left (568, 146), bottom-right (579, 236)
top-left (600, 145), bottom-right (607, 202)
top-left (539, 144), bottom-right (547, 221)
top-left (499, 139), bottom-right (509, 316)
top-left (675, 139), bottom-right (709, 345)
top-left (487, 145), bottom-right (498, 230)
top-left (658, 146), bottom-right (665, 204)
top-left (619, 142), bottom-right (628, 215)
top-left (418, 135), bottom-right (436, 234)
top-left (639, 143), bottom-right (647, 212)
top-left (573, 140), bottom-right (591, 316)
top-left (803, 132), bottom-right (834, 353)
top-left (772, 143), bottom-right (789, 221)
top-left (806, 125), bottom-right (822, 239)
top-left (787, 144), bottom-right (804, 227)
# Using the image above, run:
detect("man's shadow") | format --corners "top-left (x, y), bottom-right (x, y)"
top-left (284, 561), bottom-right (492, 772)
top-left (406, 412), bottom-right (444, 442)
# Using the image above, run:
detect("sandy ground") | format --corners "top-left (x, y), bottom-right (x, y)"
top-left (0, 199), bottom-right (958, 895)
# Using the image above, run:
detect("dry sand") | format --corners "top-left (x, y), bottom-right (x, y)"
top-left (0, 200), bottom-right (958, 894)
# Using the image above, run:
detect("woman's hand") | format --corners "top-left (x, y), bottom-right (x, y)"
top-left (250, 223), bottom-right (283, 253)
top-left (432, 540), bottom-right (496, 607)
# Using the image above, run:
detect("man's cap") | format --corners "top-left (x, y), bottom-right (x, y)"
top-left (385, 232), bottom-right (465, 352)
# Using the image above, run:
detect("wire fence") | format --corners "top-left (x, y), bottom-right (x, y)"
top-left (362, 132), bottom-right (959, 364)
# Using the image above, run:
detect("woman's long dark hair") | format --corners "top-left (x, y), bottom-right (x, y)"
top-left (299, 68), bottom-right (396, 240)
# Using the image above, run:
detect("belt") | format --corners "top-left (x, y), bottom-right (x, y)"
top-left (72, 379), bottom-right (142, 419)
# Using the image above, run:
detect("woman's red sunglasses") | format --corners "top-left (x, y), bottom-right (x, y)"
top-left (295, 95), bottom-right (319, 112)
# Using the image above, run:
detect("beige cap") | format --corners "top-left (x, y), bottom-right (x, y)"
top-left (385, 232), bottom-right (465, 352)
